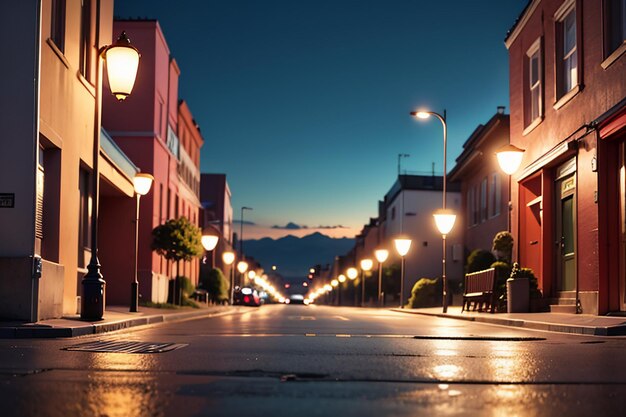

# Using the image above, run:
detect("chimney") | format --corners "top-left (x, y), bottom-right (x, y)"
top-left (497, 106), bottom-right (506, 114)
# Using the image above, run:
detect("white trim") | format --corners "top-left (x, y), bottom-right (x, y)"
top-left (554, 0), bottom-right (576, 21)
top-left (505, 0), bottom-right (541, 49)
top-left (601, 41), bottom-right (626, 70)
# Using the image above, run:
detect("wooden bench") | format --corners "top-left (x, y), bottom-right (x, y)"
top-left (462, 268), bottom-right (497, 313)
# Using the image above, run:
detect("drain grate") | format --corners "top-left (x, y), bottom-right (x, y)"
top-left (63, 340), bottom-right (187, 354)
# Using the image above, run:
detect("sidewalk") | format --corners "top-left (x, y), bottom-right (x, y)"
top-left (393, 306), bottom-right (626, 336)
top-left (0, 304), bottom-right (236, 339)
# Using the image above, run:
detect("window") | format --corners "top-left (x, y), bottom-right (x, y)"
top-left (78, 169), bottom-right (92, 267)
top-left (50, 0), bottom-right (66, 53)
top-left (525, 39), bottom-right (542, 126)
top-left (79, 0), bottom-right (93, 80)
top-left (480, 178), bottom-right (488, 222)
top-left (466, 188), bottom-right (474, 227)
top-left (489, 172), bottom-right (502, 218)
top-left (556, 4), bottom-right (578, 98)
top-left (605, 0), bottom-right (626, 56)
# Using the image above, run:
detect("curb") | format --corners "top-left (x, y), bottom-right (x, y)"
top-left (391, 308), bottom-right (626, 337)
top-left (0, 308), bottom-right (237, 339)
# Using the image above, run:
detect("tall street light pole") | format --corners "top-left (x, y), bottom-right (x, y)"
top-left (239, 206), bottom-right (253, 258)
top-left (394, 238), bottom-right (411, 308)
top-left (360, 259), bottom-right (373, 307)
top-left (374, 249), bottom-right (389, 307)
top-left (222, 251), bottom-right (236, 304)
top-left (496, 144), bottom-right (525, 232)
top-left (411, 110), bottom-right (456, 314)
top-left (130, 173), bottom-right (153, 312)
top-left (82, 13), bottom-right (140, 320)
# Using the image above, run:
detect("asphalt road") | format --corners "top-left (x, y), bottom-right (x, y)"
top-left (1, 305), bottom-right (625, 416)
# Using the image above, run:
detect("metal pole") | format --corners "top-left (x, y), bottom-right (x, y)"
top-left (239, 207), bottom-right (244, 257)
top-left (130, 194), bottom-right (140, 312)
top-left (400, 256), bottom-right (405, 308)
top-left (377, 261), bottom-right (383, 307)
top-left (432, 110), bottom-right (449, 314)
top-left (361, 270), bottom-right (365, 307)
top-left (229, 264), bottom-right (235, 305)
top-left (81, 0), bottom-right (105, 320)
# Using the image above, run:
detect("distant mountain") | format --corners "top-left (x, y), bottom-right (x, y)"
top-left (243, 232), bottom-right (354, 280)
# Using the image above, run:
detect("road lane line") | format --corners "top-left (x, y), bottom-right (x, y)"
top-left (334, 316), bottom-right (350, 321)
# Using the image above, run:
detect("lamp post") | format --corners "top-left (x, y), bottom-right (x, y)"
top-left (411, 109), bottom-right (456, 313)
top-left (239, 206), bottom-right (253, 257)
top-left (201, 232), bottom-right (219, 268)
top-left (394, 238), bottom-right (412, 308)
top-left (129, 173), bottom-right (153, 312)
top-left (496, 144), bottom-right (525, 231)
top-left (82, 28), bottom-right (140, 321)
top-left (237, 260), bottom-right (248, 288)
top-left (222, 251), bottom-right (235, 304)
top-left (398, 153), bottom-right (410, 175)
top-left (346, 267), bottom-right (358, 306)
top-left (359, 259), bottom-right (373, 307)
top-left (374, 249), bottom-right (389, 307)
top-left (338, 274), bottom-right (346, 306)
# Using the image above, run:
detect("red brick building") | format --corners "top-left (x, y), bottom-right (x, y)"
top-left (449, 108), bottom-right (510, 257)
top-left (505, 0), bottom-right (626, 314)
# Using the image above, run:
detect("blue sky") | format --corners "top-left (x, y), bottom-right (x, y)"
top-left (115, 0), bottom-right (528, 237)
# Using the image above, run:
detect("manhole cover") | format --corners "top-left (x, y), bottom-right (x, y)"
top-left (63, 340), bottom-right (187, 353)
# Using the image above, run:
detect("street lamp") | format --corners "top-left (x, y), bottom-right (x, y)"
top-left (394, 237), bottom-right (412, 308)
top-left (411, 109), bottom-right (456, 313)
top-left (247, 270), bottom-right (257, 280)
top-left (496, 144), bottom-right (525, 231)
top-left (347, 267), bottom-right (358, 280)
top-left (359, 259), bottom-right (373, 307)
top-left (222, 251), bottom-right (236, 304)
top-left (201, 232), bottom-right (219, 268)
top-left (129, 173), bottom-right (153, 313)
top-left (374, 249), bottom-right (389, 307)
top-left (237, 261), bottom-right (248, 288)
top-left (82, 31), bottom-right (140, 321)
top-left (239, 206), bottom-right (253, 257)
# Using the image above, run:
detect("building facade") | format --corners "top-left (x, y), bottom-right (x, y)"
top-left (506, 0), bottom-right (626, 314)
top-left (200, 173), bottom-right (235, 274)
top-left (103, 19), bottom-right (203, 304)
top-left (449, 108), bottom-right (510, 257)
top-left (382, 175), bottom-right (463, 304)
top-left (0, 0), bottom-right (140, 320)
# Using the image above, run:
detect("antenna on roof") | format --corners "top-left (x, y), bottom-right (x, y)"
top-left (432, 162), bottom-right (435, 176)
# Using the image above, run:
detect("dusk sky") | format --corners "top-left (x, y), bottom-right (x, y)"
top-left (115, 0), bottom-right (528, 239)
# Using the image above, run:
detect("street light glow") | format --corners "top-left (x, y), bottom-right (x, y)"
top-left (247, 270), bottom-right (256, 279)
top-left (237, 261), bottom-right (249, 274)
top-left (374, 249), bottom-right (389, 263)
top-left (414, 111), bottom-right (431, 119)
top-left (104, 32), bottom-right (140, 101)
top-left (496, 144), bottom-right (525, 175)
top-left (360, 259), bottom-right (373, 271)
top-left (133, 173), bottom-right (154, 196)
top-left (394, 238), bottom-right (412, 257)
top-left (331, 279), bottom-right (339, 287)
top-left (433, 209), bottom-right (457, 236)
top-left (201, 234), bottom-right (219, 251)
top-left (338, 274), bottom-right (346, 283)
top-left (347, 267), bottom-right (358, 280)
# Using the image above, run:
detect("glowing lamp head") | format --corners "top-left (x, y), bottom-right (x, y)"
top-left (360, 259), bottom-right (373, 271)
top-left (433, 209), bottom-right (457, 236)
top-left (410, 110), bottom-right (431, 119)
top-left (201, 234), bottom-right (219, 251)
top-left (331, 279), bottom-right (339, 287)
top-left (247, 270), bottom-right (256, 279)
top-left (237, 261), bottom-right (249, 274)
top-left (346, 267), bottom-right (358, 280)
top-left (133, 173), bottom-right (154, 196)
top-left (394, 238), bottom-right (412, 257)
top-left (105, 32), bottom-right (140, 101)
top-left (338, 274), bottom-right (346, 283)
top-left (374, 249), bottom-right (389, 263)
top-left (222, 251), bottom-right (235, 265)
top-left (324, 284), bottom-right (332, 292)
top-left (496, 144), bottom-right (525, 175)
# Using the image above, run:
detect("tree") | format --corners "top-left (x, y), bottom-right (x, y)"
top-left (151, 216), bottom-right (203, 278)
top-left (200, 268), bottom-right (229, 304)
top-left (466, 249), bottom-right (496, 273)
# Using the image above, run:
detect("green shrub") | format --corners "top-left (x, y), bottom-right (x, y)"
top-left (466, 249), bottom-right (496, 273)
top-left (176, 275), bottom-right (195, 296)
top-left (406, 278), bottom-right (441, 309)
top-left (200, 268), bottom-right (230, 303)
top-left (492, 231), bottom-right (514, 263)
top-left (509, 263), bottom-right (542, 299)
top-left (491, 261), bottom-right (512, 306)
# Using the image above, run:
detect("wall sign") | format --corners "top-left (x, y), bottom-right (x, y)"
top-left (0, 193), bottom-right (15, 208)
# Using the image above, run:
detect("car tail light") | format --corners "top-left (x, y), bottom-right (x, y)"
top-left (244, 295), bottom-right (250, 304)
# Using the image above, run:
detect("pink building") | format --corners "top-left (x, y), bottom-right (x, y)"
top-left (103, 20), bottom-right (203, 304)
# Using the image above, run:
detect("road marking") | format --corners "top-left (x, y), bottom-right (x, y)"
top-left (305, 333), bottom-right (316, 337)
top-left (335, 334), bottom-right (351, 338)
top-left (334, 316), bottom-right (350, 321)
top-left (288, 316), bottom-right (316, 321)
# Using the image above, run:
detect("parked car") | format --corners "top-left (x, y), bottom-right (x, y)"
top-left (233, 287), bottom-right (261, 307)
